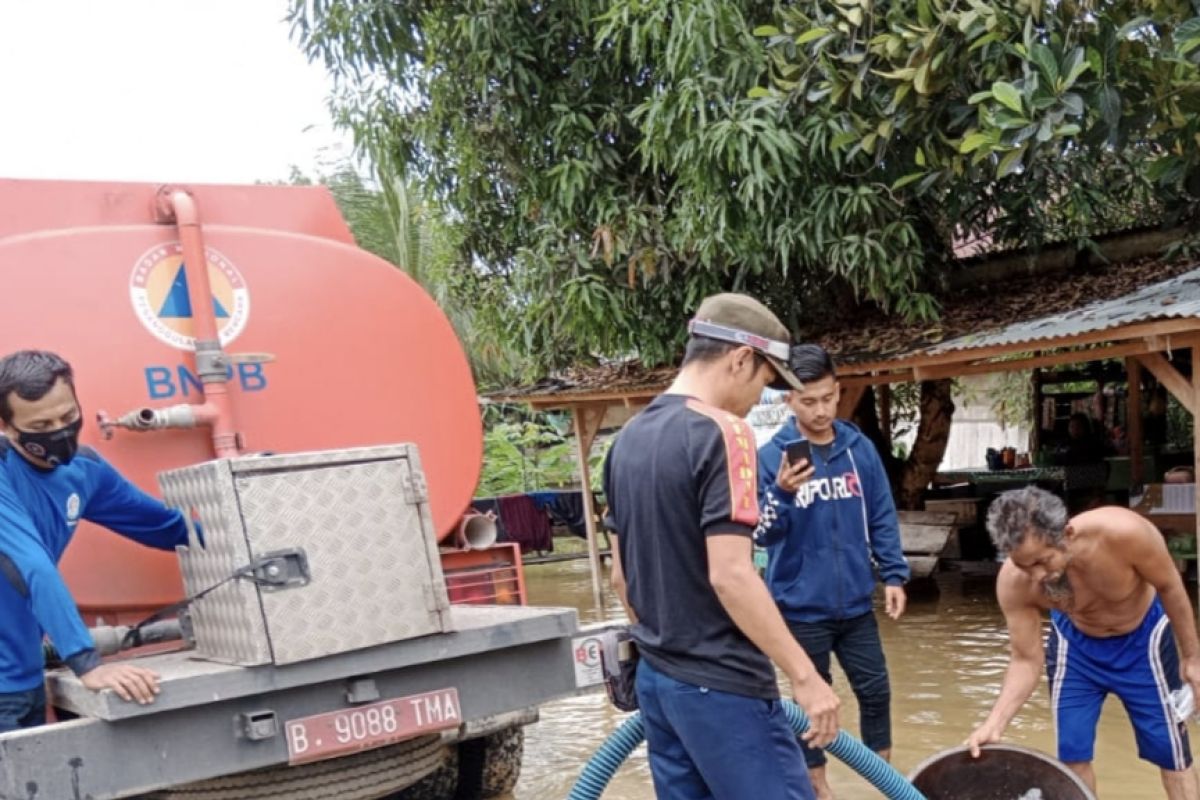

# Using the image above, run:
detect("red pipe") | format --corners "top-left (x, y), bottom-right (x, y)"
top-left (154, 187), bottom-right (241, 459)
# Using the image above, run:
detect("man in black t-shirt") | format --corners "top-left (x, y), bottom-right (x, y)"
top-left (604, 293), bottom-right (840, 800)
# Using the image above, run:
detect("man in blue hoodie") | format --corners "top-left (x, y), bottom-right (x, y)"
top-left (756, 345), bottom-right (909, 799)
top-left (0, 350), bottom-right (194, 732)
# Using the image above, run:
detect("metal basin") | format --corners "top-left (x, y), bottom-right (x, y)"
top-left (907, 744), bottom-right (1096, 799)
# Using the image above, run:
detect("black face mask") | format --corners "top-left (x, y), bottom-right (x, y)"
top-left (14, 417), bottom-right (83, 467)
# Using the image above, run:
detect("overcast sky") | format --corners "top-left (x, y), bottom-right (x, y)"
top-left (0, 1), bottom-right (352, 184)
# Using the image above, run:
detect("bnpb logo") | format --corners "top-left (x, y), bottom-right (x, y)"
top-left (129, 243), bottom-right (250, 351)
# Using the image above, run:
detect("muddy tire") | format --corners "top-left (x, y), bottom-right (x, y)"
top-left (480, 725), bottom-right (523, 798)
top-left (386, 745), bottom-right (458, 800)
top-left (147, 734), bottom-right (449, 800)
top-left (385, 724), bottom-right (524, 800)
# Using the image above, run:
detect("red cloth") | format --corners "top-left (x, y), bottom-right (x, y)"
top-left (497, 494), bottom-right (554, 553)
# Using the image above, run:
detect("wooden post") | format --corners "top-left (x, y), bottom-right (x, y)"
top-left (838, 383), bottom-right (867, 420)
top-left (879, 384), bottom-right (893, 453)
top-left (1031, 368), bottom-right (1042, 455)
top-left (572, 403), bottom-right (608, 607)
top-left (1192, 343), bottom-right (1200, 563)
top-left (1126, 358), bottom-right (1144, 486)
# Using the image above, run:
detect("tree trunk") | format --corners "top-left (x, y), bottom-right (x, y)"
top-left (851, 386), bottom-right (905, 495)
top-left (898, 379), bottom-right (956, 510)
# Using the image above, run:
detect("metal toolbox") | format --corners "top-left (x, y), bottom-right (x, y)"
top-left (158, 444), bottom-right (452, 666)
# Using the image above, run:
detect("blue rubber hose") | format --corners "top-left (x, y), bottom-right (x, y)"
top-left (782, 701), bottom-right (927, 800)
top-left (568, 700), bottom-right (927, 800)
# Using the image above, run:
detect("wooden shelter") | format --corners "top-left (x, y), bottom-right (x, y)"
top-left (490, 255), bottom-right (1200, 602)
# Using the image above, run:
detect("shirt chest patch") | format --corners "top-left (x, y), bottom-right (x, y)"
top-left (66, 492), bottom-right (81, 524)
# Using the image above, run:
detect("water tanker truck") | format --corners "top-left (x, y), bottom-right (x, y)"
top-left (0, 178), bottom-right (610, 799)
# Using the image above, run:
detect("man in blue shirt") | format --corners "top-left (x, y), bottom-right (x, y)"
top-left (757, 345), bottom-right (909, 799)
top-left (0, 350), bottom-right (192, 732)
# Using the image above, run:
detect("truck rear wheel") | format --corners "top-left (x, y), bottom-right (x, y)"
top-left (480, 725), bottom-right (523, 797)
top-left (149, 734), bottom-right (449, 800)
top-left (388, 724), bottom-right (524, 800)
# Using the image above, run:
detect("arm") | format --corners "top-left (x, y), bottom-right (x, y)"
top-left (863, 447), bottom-right (908, 586)
top-left (967, 567), bottom-right (1044, 756)
top-left (753, 452), bottom-right (808, 548)
top-left (708, 534), bottom-right (839, 746)
top-left (0, 481), bottom-right (161, 703)
top-left (0, 480), bottom-right (98, 676)
top-left (607, 533), bottom-right (637, 624)
top-left (84, 456), bottom-right (191, 550)
top-left (862, 448), bottom-right (909, 619)
top-left (1126, 517), bottom-right (1200, 693)
top-left (600, 452), bottom-right (637, 623)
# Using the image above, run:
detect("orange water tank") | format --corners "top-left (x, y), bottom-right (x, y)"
top-left (0, 179), bottom-right (483, 619)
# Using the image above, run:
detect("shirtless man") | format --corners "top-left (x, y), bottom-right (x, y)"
top-left (967, 486), bottom-right (1200, 799)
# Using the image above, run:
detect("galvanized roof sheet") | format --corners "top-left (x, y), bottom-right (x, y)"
top-left (921, 266), bottom-right (1200, 356)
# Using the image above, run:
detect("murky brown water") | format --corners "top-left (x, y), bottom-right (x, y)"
top-left (509, 557), bottom-right (1174, 799)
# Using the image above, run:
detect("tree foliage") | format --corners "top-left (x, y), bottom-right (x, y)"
top-left (760, 0), bottom-right (1200, 254)
top-left (289, 1), bottom-right (1200, 375)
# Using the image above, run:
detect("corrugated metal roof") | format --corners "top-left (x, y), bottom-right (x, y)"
top-left (920, 266), bottom-right (1200, 356)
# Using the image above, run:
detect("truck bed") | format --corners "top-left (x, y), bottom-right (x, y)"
top-left (4, 605), bottom-right (587, 800)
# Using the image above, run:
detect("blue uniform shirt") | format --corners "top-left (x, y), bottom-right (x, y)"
top-left (0, 442), bottom-right (188, 692)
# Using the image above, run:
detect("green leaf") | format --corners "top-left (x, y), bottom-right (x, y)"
top-left (830, 131), bottom-right (860, 150)
top-left (753, 25), bottom-right (782, 37)
top-left (795, 27), bottom-right (831, 45)
top-left (1055, 123), bottom-right (1081, 136)
top-left (991, 81), bottom-right (1023, 113)
top-left (1029, 44), bottom-right (1059, 87)
top-left (914, 62), bottom-right (931, 94)
top-left (1097, 85), bottom-right (1121, 130)
top-left (968, 90), bottom-right (993, 104)
top-left (861, 132), bottom-right (878, 155)
top-left (748, 87), bottom-right (771, 98)
top-left (1061, 47), bottom-right (1090, 89)
top-left (959, 131), bottom-right (993, 153)
top-left (1146, 155), bottom-right (1181, 183)
top-left (996, 146), bottom-right (1026, 178)
top-left (873, 67), bottom-right (917, 80)
top-left (917, 0), bottom-right (933, 27)
top-left (891, 171), bottom-right (928, 190)
top-left (1060, 93), bottom-right (1084, 117)
top-left (915, 146), bottom-right (926, 167)
top-left (969, 33), bottom-right (1001, 52)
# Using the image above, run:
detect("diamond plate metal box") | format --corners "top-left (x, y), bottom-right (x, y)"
top-left (158, 444), bottom-right (452, 666)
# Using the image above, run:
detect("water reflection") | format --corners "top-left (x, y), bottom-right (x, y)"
top-left (511, 559), bottom-right (1167, 799)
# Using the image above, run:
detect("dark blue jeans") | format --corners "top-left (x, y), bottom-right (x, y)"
top-left (789, 612), bottom-right (891, 768)
top-left (0, 684), bottom-right (46, 734)
top-left (635, 658), bottom-right (816, 800)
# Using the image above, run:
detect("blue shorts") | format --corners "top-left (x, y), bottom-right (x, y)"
top-left (635, 658), bottom-right (815, 800)
top-left (1048, 597), bottom-right (1192, 770)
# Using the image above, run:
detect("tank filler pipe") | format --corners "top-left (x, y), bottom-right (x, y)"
top-left (158, 188), bottom-right (240, 458)
top-left (98, 188), bottom-right (242, 457)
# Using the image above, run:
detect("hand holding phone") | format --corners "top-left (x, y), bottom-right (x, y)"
top-left (777, 439), bottom-right (814, 494)
top-left (785, 438), bottom-right (812, 467)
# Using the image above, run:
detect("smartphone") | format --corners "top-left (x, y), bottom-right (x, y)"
top-left (785, 438), bottom-right (811, 467)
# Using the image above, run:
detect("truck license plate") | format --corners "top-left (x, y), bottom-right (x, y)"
top-left (286, 687), bottom-right (461, 765)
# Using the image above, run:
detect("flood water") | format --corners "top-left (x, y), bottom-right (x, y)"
top-left (508, 557), bottom-right (1177, 799)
